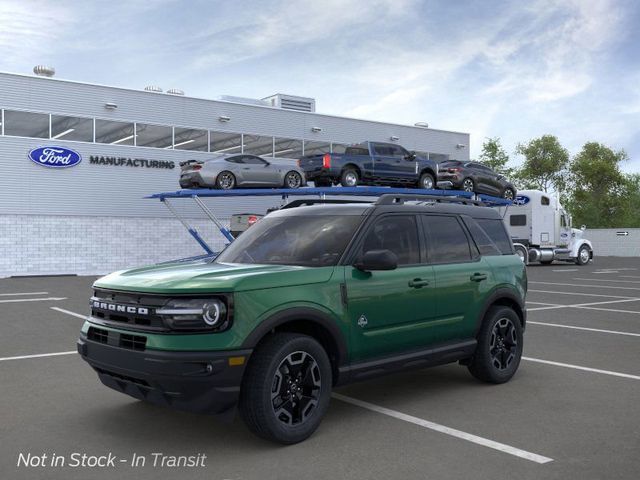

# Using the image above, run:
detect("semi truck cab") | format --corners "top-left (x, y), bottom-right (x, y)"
top-left (500, 190), bottom-right (593, 266)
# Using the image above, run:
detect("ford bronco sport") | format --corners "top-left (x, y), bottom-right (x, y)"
top-left (78, 194), bottom-right (527, 444)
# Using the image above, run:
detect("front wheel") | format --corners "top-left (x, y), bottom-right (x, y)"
top-left (467, 306), bottom-right (523, 384)
top-left (502, 187), bottom-right (515, 200)
top-left (462, 177), bottom-right (475, 192)
top-left (575, 245), bottom-right (591, 265)
top-left (514, 244), bottom-right (528, 265)
top-left (418, 172), bottom-right (435, 190)
top-left (239, 333), bottom-right (332, 444)
top-left (216, 171), bottom-right (236, 190)
top-left (284, 171), bottom-right (303, 189)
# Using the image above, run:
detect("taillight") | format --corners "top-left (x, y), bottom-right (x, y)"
top-left (247, 215), bottom-right (259, 227)
top-left (297, 159), bottom-right (301, 167)
top-left (322, 153), bottom-right (331, 168)
top-left (192, 165), bottom-right (202, 170)
top-left (448, 167), bottom-right (460, 173)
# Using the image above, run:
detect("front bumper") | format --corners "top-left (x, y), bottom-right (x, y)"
top-left (77, 333), bottom-right (251, 415)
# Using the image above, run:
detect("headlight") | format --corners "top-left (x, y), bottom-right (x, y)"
top-left (156, 298), bottom-right (229, 331)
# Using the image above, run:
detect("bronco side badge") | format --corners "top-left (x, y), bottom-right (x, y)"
top-left (357, 315), bottom-right (368, 328)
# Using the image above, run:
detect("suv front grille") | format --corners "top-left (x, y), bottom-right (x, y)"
top-left (120, 333), bottom-right (147, 351)
top-left (87, 326), bottom-right (109, 344)
top-left (90, 289), bottom-right (169, 332)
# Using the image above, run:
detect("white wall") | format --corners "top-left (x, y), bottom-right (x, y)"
top-left (585, 228), bottom-right (640, 257)
top-left (0, 215), bottom-right (230, 278)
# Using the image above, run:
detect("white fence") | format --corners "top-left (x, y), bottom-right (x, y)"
top-left (586, 228), bottom-right (640, 257)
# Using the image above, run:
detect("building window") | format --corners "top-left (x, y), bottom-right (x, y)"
top-left (303, 140), bottom-right (331, 156)
top-left (210, 131), bottom-right (243, 154)
top-left (429, 153), bottom-right (450, 163)
top-left (273, 137), bottom-right (303, 159)
top-left (173, 127), bottom-right (208, 151)
top-left (244, 134), bottom-right (274, 156)
top-left (135, 123), bottom-right (172, 149)
top-left (95, 119), bottom-right (135, 145)
top-left (3, 110), bottom-right (49, 138)
top-left (51, 115), bottom-right (93, 142)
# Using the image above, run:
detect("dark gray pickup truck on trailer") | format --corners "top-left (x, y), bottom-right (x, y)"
top-left (299, 141), bottom-right (443, 189)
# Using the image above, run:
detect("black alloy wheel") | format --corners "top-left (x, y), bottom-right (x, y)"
top-left (462, 178), bottom-right (475, 192)
top-left (503, 188), bottom-right (515, 200)
top-left (271, 351), bottom-right (321, 426)
top-left (489, 317), bottom-right (518, 371)
top-left (216, 171), bottom-right (236, 190)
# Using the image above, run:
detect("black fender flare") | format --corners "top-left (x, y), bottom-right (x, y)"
top-left (475, 288), bottom-right (526, 334)
top-left (241, 307), bottom-right (349, 366)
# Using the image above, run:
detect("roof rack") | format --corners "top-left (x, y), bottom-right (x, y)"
top-left (375, 193), bottom-right (485, 206)
top-left (280, 198), bottom-right (373, 209)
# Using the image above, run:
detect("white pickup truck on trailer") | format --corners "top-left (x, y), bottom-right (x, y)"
top-left (500, 189), bottom-right (593, 266)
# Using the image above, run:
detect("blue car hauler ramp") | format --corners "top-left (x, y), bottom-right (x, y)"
top-left (147, 187), bottom-right (512, 255)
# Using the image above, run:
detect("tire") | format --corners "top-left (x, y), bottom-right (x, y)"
top-left (575, 245), bottom-right (591, 265)
top-left (514, 244), bottom-right (528, 265)
top-left (462, 177), bottom-right (475, 192)
top-left (239, 333), bottom-right (332, 444)
top-left (418, 172), bottom-right (435, 190)
top-left (284, 171), bottom-right (303, 189)
top-left (216, 171), bottom-right (236, 190)
top-left (340, 168), bottom-right (359, 187)
top-left (467, 306), bottom-right (523, 384)
top-left (502, 187), bottom-right (515, 200)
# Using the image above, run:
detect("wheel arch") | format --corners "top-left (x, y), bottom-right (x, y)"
top-left (476, 288), bottom-right (526, 334)
top-left (419, 167), bottom-right (436, 178)
top-left (342, 163), bottom-right (362, 177)
top-left (241, 307), bottom-right (348, 384)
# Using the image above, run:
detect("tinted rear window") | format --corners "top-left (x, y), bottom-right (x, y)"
top-left (345, 147), bottom-right (369, 156)
top-left (422, 215), bottom-right (472, 263)
top-left (476, 218), bottom-right (513, 254)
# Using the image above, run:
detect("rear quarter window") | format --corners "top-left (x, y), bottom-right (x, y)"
top-left (475, 218), bottom-right (514, 254)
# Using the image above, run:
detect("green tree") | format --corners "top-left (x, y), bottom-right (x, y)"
top-left (514, 135), bottom-right (569, 192)
top-left (566, 142), bottom-right (630, 228)
top-left (478, 137), bottom-right (513, 176)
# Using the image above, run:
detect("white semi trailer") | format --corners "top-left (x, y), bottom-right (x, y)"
top-left (499, 190), bottom-right (593, 266)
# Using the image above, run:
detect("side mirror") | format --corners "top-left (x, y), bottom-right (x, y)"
top-left (581, 225), bottom-right (586, 231)
top-left (405, 151), bottom-right (417, 161)
top-left (354, 249), bottom-right (398, 271)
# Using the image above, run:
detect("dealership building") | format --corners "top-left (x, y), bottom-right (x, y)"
top-left (0, 69), bottom-right (470, 277)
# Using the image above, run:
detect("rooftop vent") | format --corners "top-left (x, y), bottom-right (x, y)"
top-left (144, 85), bottom-right (163, 93)
top-left (166, 88), bottom-right (184, 96)
top-left (262, 94), bottom-right (315, 112)
top-left (219, 95), bottom-right (270, 107)
top-left (33, 65), bottom-right (55, 77)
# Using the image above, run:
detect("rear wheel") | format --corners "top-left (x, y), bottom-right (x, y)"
top-left (576, 245), bottom-right (591, 265)
top-left (239, 333), bottom-right (332, 444)
top-left (340, 168), bottom-right (359, 187)
top-left (468, 306), bottom-right (523, 384)
top-left (462, 178), bottom-right (475, 192)
top-left (216, 171), bottom-right (236, 190)
top-left (284, 171), bottom-right (303, 189)
top-left (418, 172), bottom-right (435, 190)
top-left (514, 244), bottom-right (528, 265)
top-left (502, 187), bottom-right (515, 200)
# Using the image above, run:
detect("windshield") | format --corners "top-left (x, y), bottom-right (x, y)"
top-left (216, 215), bottom-right (363, 267)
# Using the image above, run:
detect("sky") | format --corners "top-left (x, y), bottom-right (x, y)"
top-left (1, 0), bottom-right (639, 172)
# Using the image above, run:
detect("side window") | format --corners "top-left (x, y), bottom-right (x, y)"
top-left (561, 215), bottom-right (567, 227)
top-left (475, 218), bottom-right (513, 254)
top-left (510, 215), bottom-right (526, 226)
top-left (226, 156), bottom-right (243, 164)
top-left (422, 215), bottom-right (472, 263)
top-left (243, 155), bottom-right (267, 165)
top-left (373, 144), bottom-right (392, 156)
top-left (541, 196), bottom-right (550, 206)
top-left (464, 219), bottom-right (501, 256)
top-left (389, 145), bottom-right (406, 158)
top-left (360, 216), bottom-right (420, 265)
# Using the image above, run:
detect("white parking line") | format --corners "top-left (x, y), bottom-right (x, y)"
top-left (527, 298), bottom-right (640, 312)
top-left (0, 297), bottom-right (67, 304)
top-left (526, 301), bottom-right (561, 306)
top-left (0, 351), bottom-right (76, 362)
top-left (573, 278), bottom-right (640, 284)
top-left (621, 275), bottom-right (640, 279)
top-left (574, 306), bottom-right (640, 315)
top-left (528, 321), bottom-right (640, 337)
top-left (552, 269), bottom-right (578, 272)
top-left (51, 307), bottom-right (87, 319)
top-left (523, 357), bottom-right (640, 381)
top-left (529, 281), bottom-right (640, 291)
top-left (332, 393), bottom-right (553, 464)
top-left (528, 289), bottom-right (637, 299)
top-left (0, 291), bottom-right (49, 296)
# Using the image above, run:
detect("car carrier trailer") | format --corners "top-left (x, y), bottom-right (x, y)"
top-left (146, 186), bottom-right (511, 257)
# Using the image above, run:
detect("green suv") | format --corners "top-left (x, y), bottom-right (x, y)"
top-left (78, 194), bottom-right (527, 444)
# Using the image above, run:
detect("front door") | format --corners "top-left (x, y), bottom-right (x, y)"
top-left (345, 214), bottom-right (437, 361)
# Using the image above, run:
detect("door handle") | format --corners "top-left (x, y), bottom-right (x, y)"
top-left (242, 167), bottom-right (250, 170)
top-left (470, 273), bottom-right (487, 282)
top-left (408, 278), bottom-right (430, 288)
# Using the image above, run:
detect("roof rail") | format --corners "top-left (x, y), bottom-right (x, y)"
top-left (280, 199), bottom-right (373, 209)
top-left (374, 193), bottom-right (485, 206)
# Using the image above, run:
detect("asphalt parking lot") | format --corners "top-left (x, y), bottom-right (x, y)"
top-left (1, 257), bottom-right (639, 480)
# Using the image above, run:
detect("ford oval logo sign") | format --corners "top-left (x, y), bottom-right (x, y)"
top-left (514, 195), bottom-right (530, 206)
top-left (28, 146), bottom-right (82, 168)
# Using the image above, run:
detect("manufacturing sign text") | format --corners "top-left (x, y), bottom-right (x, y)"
top-left (90, 156), bottom-right (175, 169)
top-left (28, 146), bottom-right (82, 168)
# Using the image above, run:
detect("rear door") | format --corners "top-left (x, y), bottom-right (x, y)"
top-left (371, 143), bottom-right (416, 182)
top-left (422, 214), bottom-right (493, 340)
top-left (345, 214), bottom-right (437, 361)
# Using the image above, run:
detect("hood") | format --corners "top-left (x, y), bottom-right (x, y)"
top-left (94, 259), bottom-right (335, 294)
